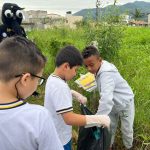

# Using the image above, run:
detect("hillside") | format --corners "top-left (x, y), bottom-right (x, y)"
top-left (74, 1), bottom-right (150, 21)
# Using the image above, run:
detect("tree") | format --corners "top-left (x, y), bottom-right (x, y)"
top-left (96, 0), bottom-right (101, 21)
top-left (113, 0), bottom-right (118, 6)
top-left (132, 8), bottom-right (143, 20)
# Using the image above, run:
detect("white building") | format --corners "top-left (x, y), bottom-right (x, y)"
top-left (22, 10), bottom-right (83, 29)
top-left (148, 14), bottom-right (150, 26)
top-left (121, 14), bottom-right (131, 24)
top-left (47, 13), bottom-right (62, 19)
top-left (23, 10), bottom-right (47, 23)
top-left (65, 11), bottom-right (83, 28)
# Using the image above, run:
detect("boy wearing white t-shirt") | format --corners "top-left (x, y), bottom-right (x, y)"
top-left (44, 45), bottom-right (111, 150)
top-left (0, 36), bottom-right (63, 150)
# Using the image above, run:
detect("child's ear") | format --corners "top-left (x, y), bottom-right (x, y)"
top-left (98, 57), bottom-right (102, 62)
top-left (64, 63), bottom-right (70, 70)
top-left (20, 73), bottom-right (31, 86)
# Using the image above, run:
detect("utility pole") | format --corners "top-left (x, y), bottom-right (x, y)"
top-left (96, 0), bottom-right (100, 22)
top-left (113, 0), bottom-right (118, 6)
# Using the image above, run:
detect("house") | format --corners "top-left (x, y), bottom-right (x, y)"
top-left (47, 13), bottom-right (62, 19)
top-left (148, 14), bottom-right (150, 26)
top-left (65, 11), bottom-right (83, 29)
top-left (128, 20), bottom-right (148, 26)
top-left (22, 10), bottom-right (83, 29)
top-left (23, 10), bottom-right (48, 29)
top-left (23, 10), bottom-right (47, 23)
top-left (121, 14), bottom-right (131, 24)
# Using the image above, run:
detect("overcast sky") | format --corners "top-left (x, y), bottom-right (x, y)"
top-left (0, 0), bottom-right (150, 15)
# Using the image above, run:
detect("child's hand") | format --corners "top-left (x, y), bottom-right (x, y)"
top-left (85, 115), bottom-right (110, 128)
top-left (71, 90), bottom-right (87, 104)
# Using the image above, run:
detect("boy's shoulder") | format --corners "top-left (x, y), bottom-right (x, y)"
top-left (24, 103), bottom-right (48, 112)
top-left (46, 74), bottom-right (68, 88)
top-left (0, 103), bottom-right (51, 125)
top-left (18, 103), bottom-right (50, 117)
top-left (25, 103), bottom-right (45, 108)
top-left (98, 60), bottom-right (118, 75)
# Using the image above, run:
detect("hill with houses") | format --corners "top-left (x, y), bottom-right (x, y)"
top-left (73, 1), bottom-right (150, 21)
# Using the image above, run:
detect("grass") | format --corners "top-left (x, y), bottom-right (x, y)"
top-left (27, 26), bottom-right (150, 149)
top-left (113, 27), bottom-right (150, 149)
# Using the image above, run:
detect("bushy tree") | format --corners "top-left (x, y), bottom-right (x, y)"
top-left (131, 8), bottom-right (143, 21)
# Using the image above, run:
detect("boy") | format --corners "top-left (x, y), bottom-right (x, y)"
top-left (0, 36), bottom-right (63, 150)
top-left (82, 45), bottom-right (135, 150)
top-left (44, 45), bottom-right (110, 150)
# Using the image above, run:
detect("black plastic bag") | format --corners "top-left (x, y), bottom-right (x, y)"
top-left (77, 104), bottom-right (111, 150)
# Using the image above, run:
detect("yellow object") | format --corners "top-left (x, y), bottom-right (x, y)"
top-left (75, 72), bottom-right (97, 92)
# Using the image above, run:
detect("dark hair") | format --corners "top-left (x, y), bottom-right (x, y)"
top-left (0, 36), bottom-right (46, 82)
top-left (82, 45), bottom-right (100, 59)
top-left (55, 45), bottom-right (83, 68)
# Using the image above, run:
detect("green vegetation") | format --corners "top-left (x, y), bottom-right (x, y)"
top-left (28, 26), bottom-right (150, 149)
top-left (113, 27), bottom-right (150, 149)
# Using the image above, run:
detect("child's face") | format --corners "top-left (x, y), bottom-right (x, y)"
top-left (83, 55), bottom-right (101, 74)
top-left (65, 65), bottom-right (79, 81)
top-left (16, 70), bottom-right (44, 99)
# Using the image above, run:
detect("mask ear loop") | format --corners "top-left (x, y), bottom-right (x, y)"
top-left (15, 77), bottom-right (22, 100)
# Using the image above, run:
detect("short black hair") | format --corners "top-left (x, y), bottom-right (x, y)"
top-left (82, 45), bottom-right (100, 59)
top-left (55, 45), bottom-right (83, 68)
top-left (0, 36), bottom-right (46, 82)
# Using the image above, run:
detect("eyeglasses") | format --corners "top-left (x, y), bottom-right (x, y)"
top-left (15, 73), bottom-right (46, 85)
top-left (30, 74), bottom-right (46, 85)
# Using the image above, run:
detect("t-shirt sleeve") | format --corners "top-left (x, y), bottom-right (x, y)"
top-left (54, 86), bottom-right (73, 114)
top-left (44, 77), bottom-right (73, 114)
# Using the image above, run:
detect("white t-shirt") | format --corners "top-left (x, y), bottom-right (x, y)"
top-left (44, 74), bottom-right (73, 145)
top-left (0, 102), bottom-right (63, 150)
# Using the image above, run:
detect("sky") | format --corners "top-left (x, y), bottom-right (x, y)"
top-left (0, 0), bottom-right (150, 16)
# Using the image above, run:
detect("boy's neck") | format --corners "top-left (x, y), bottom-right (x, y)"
top-left (0, 96), bottom-right (18, 104)
top-left (0, 83), bottom-right (18, 104)
top-left (95, 60), bottom-right (103, 75)
top-left (53, 68), bottom-right (66, 81)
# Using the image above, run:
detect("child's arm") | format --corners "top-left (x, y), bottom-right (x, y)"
top-left (71, 90), bottom-right (87, 104)
top-left (62, 111), bottom-right (110, 128)
top-left (97, 72), bottom-right (115, 115)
